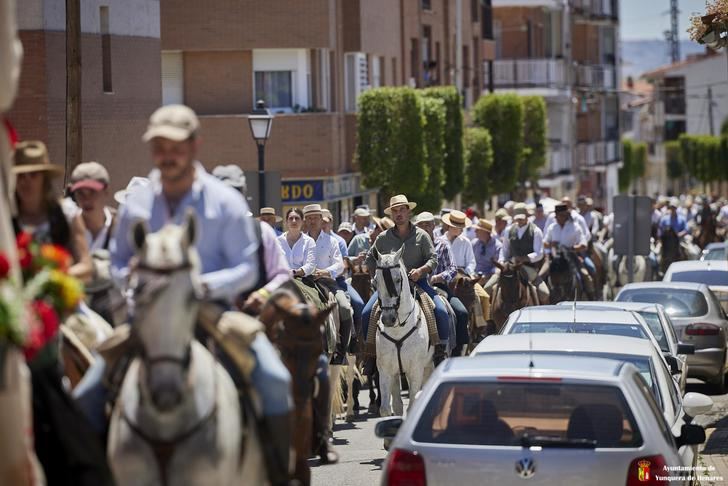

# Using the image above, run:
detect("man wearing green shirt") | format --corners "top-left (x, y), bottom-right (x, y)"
top-left (362, 195), bottom-right (450, 364)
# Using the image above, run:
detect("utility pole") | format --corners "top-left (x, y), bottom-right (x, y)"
top-left (455, 0), bottom-right (463, 99)
top-left (65, 0), bottom-right (81, 182)
top-left (669, 0), bottom-right (680, 63)
top-left (708, 86), bottom-right (715, 136)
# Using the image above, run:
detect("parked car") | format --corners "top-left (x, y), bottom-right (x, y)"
top-left (664, 260), bottom-right (728, 313)
top-left (616, 282), bottom-right (728, 393)
top-left (557, 301), bottom-right (694, 393)
top-left (700, 242), bottom-right (727, 262)
top-left (376, 352), bottom-right (711, 486)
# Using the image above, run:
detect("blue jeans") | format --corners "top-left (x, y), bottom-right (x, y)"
top-left (583, 256), bottom-right (596, 277)
top-left (361, 278), bottom-right (450, 342)
top-left (73, 333), bottom-right (291, 434)
top-left (337, 277), bottom-right (363, 328)
top-left (449, 297), bottom-right (470, 347)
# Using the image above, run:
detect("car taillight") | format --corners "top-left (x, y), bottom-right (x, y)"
top-left (685, 323), bottom-right (721, 336)
top-left (626, 455), bottom-right (668, 485)
top-left (387, 449), bottom-right (426, 486)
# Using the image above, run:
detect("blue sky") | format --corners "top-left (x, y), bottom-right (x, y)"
top-left (620, 0), bottom-right (709, 40)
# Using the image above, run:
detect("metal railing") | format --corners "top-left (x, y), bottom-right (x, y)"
top-left (576, 140), bottom-right (621, 167)
top-left (485, 59), bottom-right (567, 89)
top-left (571, 0), bottom-right (616, 19)
top-left (575, 64), bottom-right (615, 89)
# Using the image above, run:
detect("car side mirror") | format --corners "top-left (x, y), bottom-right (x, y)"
top-left (665, 355), bottom-right (680, 375)
top-left (677, 343), bottom-right (695, 355)
top-left (683, 392), bottom-right (714, 418)
top-left (375, 417), bottom-right (403, 440)
top-left (676, 424), bottom-right (706, 448)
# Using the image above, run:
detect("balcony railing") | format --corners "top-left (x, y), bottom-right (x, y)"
top-left (549, 145), bottom-right (572, 174)
top-left (575, 64), bottom-right (615, 90)
top-left (571, 0), bottom-right (616, 19)
top-left (485, 59), bottom-right (567, 89)
top-left (576, 140), bottom-right (621, 168)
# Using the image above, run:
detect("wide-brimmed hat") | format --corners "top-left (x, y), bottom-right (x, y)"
top-left (321, 209), bottom-right (333, 223)
top-left (494, 208), bottom-right (510, 221)
top-left (70, 162), bottom-right (110, 192)
top-left (337, 222), bottom-right (353, 233)
top-left (259, 207), bottom-right (282, 223)
top-left (13, 141), bottom-right (62, 175)
top-left (513, 202), bottom-right (528, 221)
top-left (414, 211), bottom-right (435, 225)
top-left (303, 204), bottom-right (323, 217)
top-left (212, 165), bottom-right (246, 190)
top-left (114, 176), bottom-right (151, 204)
top-left (353, 207), bottom-right (370, 218)
top-left (384, 194), bottom-right (417, 215)
top-left (380, 217), bottom-right (395, 230)
top-left (441, 210), bottom-right (472, 229)
top-left (474, 219), bottom-right (494, 233)
top-left (142, 104), bottom-right (200, 142)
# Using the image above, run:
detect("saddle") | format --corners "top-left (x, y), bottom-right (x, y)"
top-left (364, 286), bottom-right (439, 357)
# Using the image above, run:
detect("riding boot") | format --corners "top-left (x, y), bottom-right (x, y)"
top-left (433, 342), bottom-right (448, 367)
top-left (257, 413), bottom-right (294, 486)
top-left (313, 356), bottom-right (339, 465)
top-left (331, 317), bottom-right (352, 365)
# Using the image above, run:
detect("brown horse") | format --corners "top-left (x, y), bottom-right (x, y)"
top-left (449, 270), bottom-right (486, 352)
top-left (258, 287), bottom-right (334, 486)
top-left (490, 261), bottom-right (538, 329)
top-left (696, 205), bottom-right (720, 249)
top-left (350, 268), bottom-right (381, 415)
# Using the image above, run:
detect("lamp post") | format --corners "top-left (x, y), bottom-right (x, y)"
top-left (248, 100), bottom-right (273, 211)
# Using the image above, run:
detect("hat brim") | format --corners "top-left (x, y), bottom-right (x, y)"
top-left (513, 214), bottom-right (527, 221)
top-left (113, 190), bottom-right (127, 205)
top-left (441, 213), bottom-right (472, 228)
top-left (303, 210), bottom-right (323, 217)
top-left (142, 125), bottom-right (193, 143)
top-left (259, 214), bottom-right (283, 223)
top-left (384, 201), bottom-right (417, 216)
top-left (474, 225), bottom-right (493, 233)
top-left (71, 179), bottom-right (106, 193)
top-left (12, 164), bottom-right (63, 175)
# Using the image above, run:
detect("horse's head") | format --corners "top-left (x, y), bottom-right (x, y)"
top-left (450, 269), bottom-right (478, 310)
top-left (494, 260), bottom-right (523, 302)
top-left (371, 245), bottom-right (409, 327)
top-left (129, 210), bottom-right (203, 412)
top-left (259, 288), bottom-right (332, 353)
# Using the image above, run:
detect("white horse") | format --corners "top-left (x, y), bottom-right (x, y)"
top-left (107, 213), bottom-right (267, 486)
top-left (372, 246), bottom-right (432, 417)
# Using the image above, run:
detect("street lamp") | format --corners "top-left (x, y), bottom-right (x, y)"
top-left (248, 100), bottom-right (273, 211)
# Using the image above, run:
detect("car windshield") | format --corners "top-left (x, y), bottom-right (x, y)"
top-left (635, 312), bottom-right (669, 352)
top-left (617, 289), bottom-right (709, 318)
top-left (670, 270), bottom-right (728, 287)
top-left (704, 248), bottom-right (727, 261)
top-left (510, 322), bottom-right (647, 339)
top-left (413, 382), bottom-right (642, 448)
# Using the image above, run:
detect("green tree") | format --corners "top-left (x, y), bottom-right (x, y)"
top-left (357, 88), bottom-right (398, 192)
top-left (416, 96), bottom-right (446, 212)
top-left (462, 127), bottom-right (494, 207)
top-left (618, 140), bottom-right (634, 193)
top-left (390, 88), bottom-right (426, 196)
top-left (422, 87), bottom-right (464, 200)
top-left (665, 140), bottom-right (684, 180)
top-left (472, 94), bottom-right (524, 195)
top-left (631, 141), bottom-right (647, 181)
top-left (520, 96), bottom-right (548, 183)
top-left (721, 116), bottom-right (728, 136)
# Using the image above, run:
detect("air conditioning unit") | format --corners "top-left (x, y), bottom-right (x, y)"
top-left (345, 52), bottom-right (370, 112)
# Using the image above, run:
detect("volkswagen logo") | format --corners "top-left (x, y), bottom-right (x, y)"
top-left (515, 457), bottom-right (536, 479)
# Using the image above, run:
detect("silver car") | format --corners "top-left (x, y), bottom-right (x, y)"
top-left (617, 282), bottom-right (728, 393)
top-left (376, 353), bottom-right (710, 486)
top-left (663, 260), bottom-right (728, 313)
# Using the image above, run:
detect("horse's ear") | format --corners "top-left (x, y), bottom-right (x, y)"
top-left (182, 209), bottom-right (198, 247)
top-left (393, 245), bottom-right (404, 262)
top-left (315, 302), bottom-right (337, 324)
top-left (131, 219), bottom-right (149, 252)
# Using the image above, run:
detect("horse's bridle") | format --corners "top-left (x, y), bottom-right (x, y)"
top-left (376, 264), bottom-right (416, 327)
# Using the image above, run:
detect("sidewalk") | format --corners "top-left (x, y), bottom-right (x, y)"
top-left (698, 418), bottom-right (728, 485)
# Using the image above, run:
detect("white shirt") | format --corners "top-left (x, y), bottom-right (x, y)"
top-left (718, 205), bottom-right (728, 226)
top-left (309, 230), bottom-right (344, 278)
top-left (544, 219), bottom-right (587, 252)
top-left (544, 209), bottom-right (589, 236)
top-left (353, 224), bottom-right (372, 236)
top-left (86, 207), bottom-right (115, 252)
top-left (499, 222), bottom-right (544, 263)
top-left (277, 232), bottom-right (316, 276)
top-left (439, 234), bottom-right (476, 275)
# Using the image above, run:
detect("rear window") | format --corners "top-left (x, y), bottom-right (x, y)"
top-left (671, 270), bottom-right (728, 287)
top-left (413, 382), bottom-right (642, 448)
top-left (617, 289), bottom-right (709, 318)
top-left (510, 322), bottom-right (647, 339)
top-left (704, 248), bottom-right (727, 261)
top-left (636, 312), bottom-right (669, 352)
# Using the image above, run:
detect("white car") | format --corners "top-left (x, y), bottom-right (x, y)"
top-left (376, 352), bottom-right (711, 486)
top-left (664, 260), bottom-right (728, 313)
top-left (472, 334), bottom-right (713, 475)
top-left (557, 301), bottom-right (694, 393)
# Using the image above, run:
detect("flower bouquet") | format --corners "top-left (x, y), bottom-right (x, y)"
top-left (688, 0), bottom-right (728, 48)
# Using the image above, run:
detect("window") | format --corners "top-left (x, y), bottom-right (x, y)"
top-left (636, 312), bottom-right (669, 352)
top-left (161, 52), bottom-right (184, 105)
top-left (100, 6), bottom-right (112, 93)
top-left (471, 0), bottom-right (479, 21)
top-left (481, 0), bottom-right (494, 40)
top-left (618, 289), bottom-right (709, 318)
top-left (510, 322), bottom-right (648, 339)
top-left (410, 38), bottom-right (420, 87)
top-left (463, 45), bottom-right (470, 88)
top-left (632, 372), bottom-right (675, 448)
top-left (422, 0), bottom-right (432, 11)
top-left (372, 56), bottom-right (382, 88)
top-left (671, 271), bottom-right (728, 287)
top-left (255, 71), bottom-right (293, 109)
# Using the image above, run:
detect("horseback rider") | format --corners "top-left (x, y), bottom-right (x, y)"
top-left (473, 219), bottom-right (502, 295)
top-left (352, 206), bottom-right (373, 235)
top-left (577, 195), bottom-right (601, 239)
top-left (74, 105), bottom-right (293, 485)
top-left (547, 197), bottom-right (597, 286)
top-left (658, 199), bottom-right (688, 239)
top-left (493, 208), bottom-right (511, 246)
top-left (500, 202), bottom-right (550, 305)
top-left (415, 211), bottom-right (470, 355)
top-left (543, 204), bottom-right (593, 297)
top-left (258, 207), bottom-right (284, 236)
top-left (348, 216), bottom-right (393, 260)
top-left (362, 194), bottom-right (450, 365)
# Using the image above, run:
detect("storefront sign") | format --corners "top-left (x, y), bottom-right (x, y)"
top-left (281, 180), bottom-right (324, 203)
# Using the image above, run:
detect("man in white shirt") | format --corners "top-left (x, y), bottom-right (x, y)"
top-left (70, 162), bottom-right (115, 252)
top-left (493, 208), bottom-right (511, 246)
top-left (544, 204), bottom-right (594, 298)
top-left (352, 207), bottom-right (372, 235)
top-left (500, 203), bottom-right (549, 304)
top-left (440, 210), bottom-right (476, 275)
top-left (544, 196), bottom-right (589, 237)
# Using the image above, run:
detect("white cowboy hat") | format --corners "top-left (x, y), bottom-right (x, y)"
top-left (414, 211), bottom-right (435, 224)
top-left (384, 194), bottom-right (417, 215)
top-left (258, 207), bottom-right (283, 223)
top-left (302, 203), bottom-right (323, 216)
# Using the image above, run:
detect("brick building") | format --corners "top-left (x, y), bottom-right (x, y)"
top-left (160, 0), bottom-right (495, 220)
top-left (10, 0), bottom-right (162, 191)
top-left (489, 0), bottom-right (621, 211)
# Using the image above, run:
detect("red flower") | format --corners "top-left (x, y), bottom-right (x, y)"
top-left (16, 232), bottom-right (31, 250)
top-left (33, 300), bottom-right (59, 341)
top-left (0, 253), bottom-right (9, 279)
top-left (17, 248), bottom-right (32, 270)
top-left (23, 300), bottom-right (59, 361)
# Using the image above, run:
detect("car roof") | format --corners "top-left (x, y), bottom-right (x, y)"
top-left (666, 260), bottom-right (728, 271)
top-left (557, 301), bottom-right (661, 314)
top-left (705, 242), bottom-right (726, 250)
top-left (473, 333), bottom-right (657, 358)
top-left (511, 306), bottom-right (642, 324)
top-left (620, 281), bottom-right (708, 291)
top-left (444, 353), bottom-right (629, 381)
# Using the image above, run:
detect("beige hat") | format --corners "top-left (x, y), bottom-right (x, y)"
top-left (142, 104), bottom-right (200, 142)
top-left (259, 207), bottom-right (282, 223)
top-left (494, 208), bottom-right (510, 220)
top-left (513, 202), bottom-right (528, 221)
top-left (337, 222), bottom-right (353, 233)
top-left (380, 217), bottom-right (395, 230)
top-left (13, 141), bottom-right (62, 175)
top-left (474, 219), bottom-right (494, 233)
top-left (70, 162), bottom-right (110, 192)
top-left (353, 207), bottom-right (370, 218)
top-left (384, 194), bottom-right (417, 215)
top-left (321, 208), bottom-right (333, 223)
top-left (442, 210), bottom-right (472, 229)
top-left (415, 211), bottom-right (435, 224)
top-left (303, 204), bottom-right (323, 216)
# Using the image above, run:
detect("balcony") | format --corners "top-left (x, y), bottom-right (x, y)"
top-left (485, 59), bottom-right (567, 90)
top-left (548, 145), bottom-right (572, 174)
top-left (575, 64), bottom-right (615, 90)
top-left (576, 140), bottom-right (621, 168)
top-left (571, 0), bottom-right (617, 20)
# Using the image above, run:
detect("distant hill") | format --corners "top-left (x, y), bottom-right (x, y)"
top-left (621, 39), bottom-right (706, 79)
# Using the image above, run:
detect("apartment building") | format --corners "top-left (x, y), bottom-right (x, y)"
top-left (489, 0), bottom-right (620, 211)
top-left (160, 0), bottom-right (495, 220)
top-left (10, 0), bottom-right (162, 190)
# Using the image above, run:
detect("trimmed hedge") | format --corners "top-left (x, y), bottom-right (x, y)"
top-left (665, 140), bottom-right (684, 180)
top-left (678, 134), bottom-right (726, 183)
top-left (520, 96), bottom-right (548, 182)
top-left (462, 127), bottom-right (493, 207)
top-left (618, 139), bottom-right (648, 193)
top-left (422, 87), bottom-right (464, 200)
top-left (418, 97), bottom-right (447, 212)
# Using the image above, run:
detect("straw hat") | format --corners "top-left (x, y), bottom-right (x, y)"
top-left (474, 219), bottom-right (494, 233)
top-left (414, 211), bottom-right (435, 225)
top-left (513, 202), bottom-right (528, 221)
top-left (353, 207), bottom-right (371, 218)
top-left (383, 194), bottom-right (417, 215)
top-left (259, 207), bottom-right (283, 223)
top-left (441, 210), bottom-right (472, 229)
top-left (380, 217), bottom-right (395, 230)
top-left (13, 141), bottom-right (62, 175)
top-left (321, 208), bottom-right (333, 223)
top-left (337, 222), bottom-right (353, 233)
top-left (302, 204), bottom-right (323, 216)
